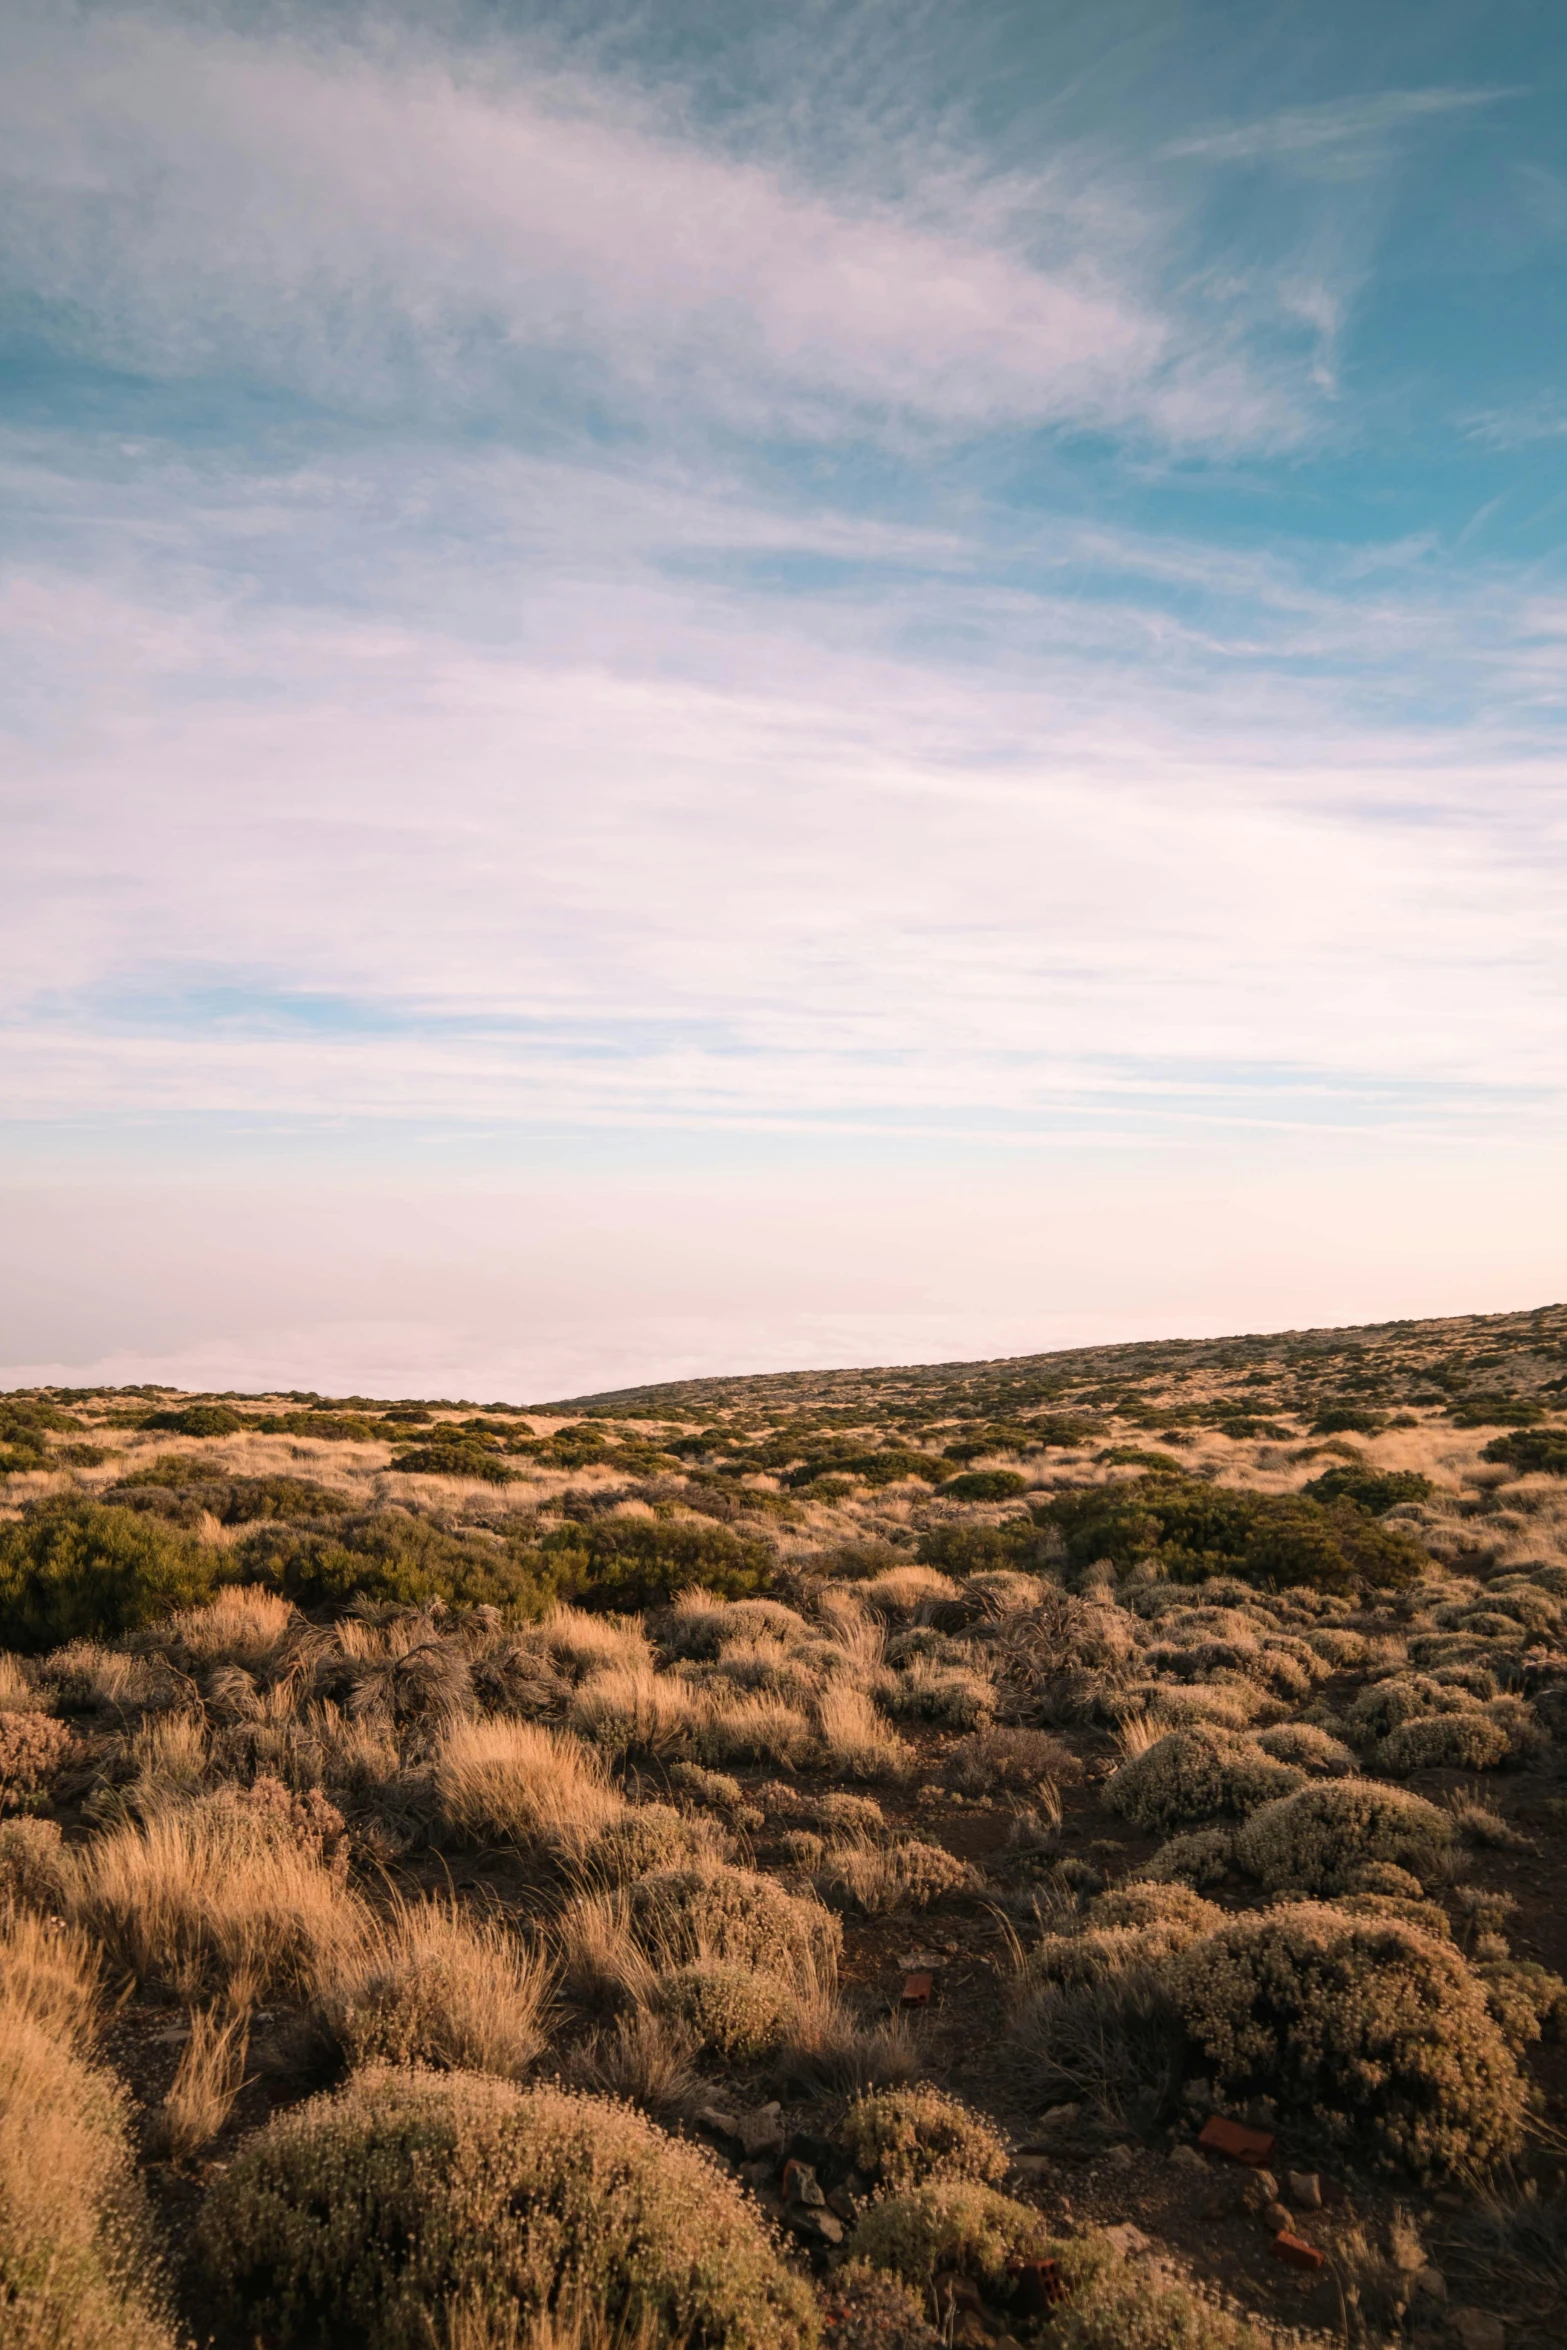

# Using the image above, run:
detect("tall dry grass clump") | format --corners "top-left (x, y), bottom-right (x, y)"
top-left (436, 1720), bottom-right (624, 1860)
top-left (197, 2068), bottom-right (819, 2350)
top-left (0, 1905), bottom-right (180, 2349)
top-left (317, 1897), bottom-right (554, 2080)
top-left (147, 2004), bottom-right (249, 2160)
top-left (74, 1791), bottom-right (360, 2002)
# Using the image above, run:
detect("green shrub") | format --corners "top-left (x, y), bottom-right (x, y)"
top-left (1310, 1405), bottom-right (1388, 1435)
top-left (1234, 1780), bottom-right (1455, 1894)
top-left (1102, 1727), bottom-right (1305, 1836)
top-left (144, 1403), bottom-right (248, 1437)
top-left (1481, 1429), bottom-right (1567, 1475)
top-left (629, 1864), bottom-right (840, 1988)
top-left (848, 2180), bottom-right (1049, 2289)
top-left (839, 2088), bottom-right (1008, 2194)
top-left (1168, 1903), bottom-right (1526, 2180)
top-left (0, 1499), bottom-right (219, 1650)
top-left (1039, 1475), bottom-right (1425, 1595)
top-left (198, 2070), bottom-right (817, 2350)
top-left (1300, 1465), bottom-right (1433, 1513)
top-left (912, 1522), bottom-right (1051, 1576)
top-left (0, 1814), bottom-right (75, 1909)
top-left (784, 1451), bottom-right (945, 1491)
top-left (394, 1439), bottom-right (519, 1483)
top-left (938, 1471), bottom-right (1027, 1502)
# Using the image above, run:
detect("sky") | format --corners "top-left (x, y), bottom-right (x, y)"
top-left (3, 0), bottom-right (1566, 1401)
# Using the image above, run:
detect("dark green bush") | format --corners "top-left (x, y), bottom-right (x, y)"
top-left (1040, 1475), bottom-right (1425, 1594)
top-left (913, 1521), bottom-right (1051, 1575)
top-left (394, 1438), bottom-right (518, 1483)
top-left (0, 1498), bottom-right (220, 1649)
top-left (0, 1398), bottom-right (82, 1474)
top-left (253, 1411), bottom-right (383, 1442)
top-left (143, 1403), bottom-right (248, 1437)
top-left (784, 1450), bottom-right (944, 1490)
top-left (1300, 1465), bottom-right (1433, 1513)
top-left (939, 1470), bottom-right (1028, 1502)
top-left (238, 1506), bottom-right (775, 1617)
top-left (1450, 1394), bottom-right (1544, 1428)
top-left (1481, 1429), bottom-right (1567, 1476)
top-left (1310, 1405), bottom-right (1388, 1436)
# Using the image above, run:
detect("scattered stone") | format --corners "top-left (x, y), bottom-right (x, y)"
top-left (1105, 2143), bottom-right (1136, 2168)
top-left (1262, 2201), bottom-right (1292, 2235)
top-left (1244, 2095), bottom-right (1278, 2129)
top-left (1100, 2223), bottom-right (1150, 2259)
top-left (1451, 2311), bottom-right (1504, 2350)
top-left (1168, 2144), bottom-right (1207, 2173)
top-left (1240, 2170), bottom-right (1280, 2210)
top-left (1011, 2154), bottom-right (1054, 2180)
top-left (1287, 2171), bottom-right (1322, 2210)
top-left (1271, 2231), bottom-right (1324, 2274)
top-left (1411, 2266), bottom-right (1446, 2307)
top-left (734, 2102), bottom-right (784, 2159)
top-left (1198, 2115), bottom-right (1276, 2166)
top-left (782, 2159), bottom-right (825, 2209)
top-left (826, 2185), bottom-right (859, 2224)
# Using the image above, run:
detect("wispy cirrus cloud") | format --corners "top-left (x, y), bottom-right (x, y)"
top-left (0, 4), bottom-right (1323, 450)
top-left (1162, 85), bottom-right (1510, 168)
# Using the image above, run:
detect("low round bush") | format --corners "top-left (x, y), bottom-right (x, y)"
top-left (848, 2179), bottom-right (1049, 2288)
top-left (629, 1863), bottom-right (840, 1988)
top-left (839, 2087), bottom-right (1008, 2193)
top-left (1377, 1712), bottom-right (1512, 1775)
top-left (1102, 1726), bottom-right (1304, 1836)
top-left (661, 1961), bottom-right (796, 2058)
top-left (1234, 1779), bottom-right (1455, 1894)
top-left (198, 2069), bottom-right (817, 2350)
top-left (939, 1471), bottom-right (1028, 1501)
top-left (1168, 1904), bottom-right (1525, 2180)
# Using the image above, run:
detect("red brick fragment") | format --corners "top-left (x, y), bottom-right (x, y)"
top-left (1197, 2114), bottom-right (1276, 2166)
top-left (900, 1970), bottom-right (933, 2008)
top-left (1271, 2231), bottom-right (1324, 2273)
top-left (1007, 2257), bottom-right (1066, 2314)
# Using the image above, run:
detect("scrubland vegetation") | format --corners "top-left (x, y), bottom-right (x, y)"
top-left (3, 1301), bottom-right (1567, 2346)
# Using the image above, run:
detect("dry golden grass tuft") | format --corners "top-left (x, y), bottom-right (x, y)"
top-left (435, 1718), bottom-right (625, 1860)
top-left (318, 1895), bottom-right (554, 2080)
top-left (0, 1903), bottom-right (180, 2349)
top-left (74, 1791), bottom-right (361, 2003)
top-left (147, 2003), bottom-right (249, 2160)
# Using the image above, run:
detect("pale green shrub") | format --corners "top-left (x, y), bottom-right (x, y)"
top-left (198, 2071), bottom-right (818, 2350)
top-left (1102, 1726), bottom-right (1304, 1836)
top-left (1476, 1959), bottom-right (1567, 2051)
top-left (848, 2179), bottom-right (1049, 2288)
top-left (1083, 1882), bottom-right (1224, 1941)
top-left (1133, 1828), bottom-right (1235, 1888)
top-left (818, 1839), bottom-right (973, 1916)
top-left (660, 1962), bottom-right (796, 2059)
top-left (813, 1792), bottom-right (886, 1837)
top-left (1234, 1780), bottom-right (1456, 1894)
top-left (629, 1864), bottom-right (840, 1990)
top-left (1168, 1904), bottom-right (1526, 2180)
top-left (1048, 2233), bottom-right (1268, 2350)
top-left (0, 1813), bottom-right (75, 1910)
top-left (1345, 1674), bottom-right (1478, 1745)
top-left (878, 1659), bottom-right (994, 1729)
top-left (943, 1727), bottom-right (1076, 1799)
top-left (839, 2088), bottom-right (1008, 2194)
top-left (1377, 1712), bottom-right (1512, 1774)
top-left (1254, 1722), bottom-right (1357, 1773)
top-left (584, 1804), bottom-right (728, 1882)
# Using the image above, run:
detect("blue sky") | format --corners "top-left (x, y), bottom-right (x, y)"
top-left (2, 0), bottom-right (1565, 1397)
